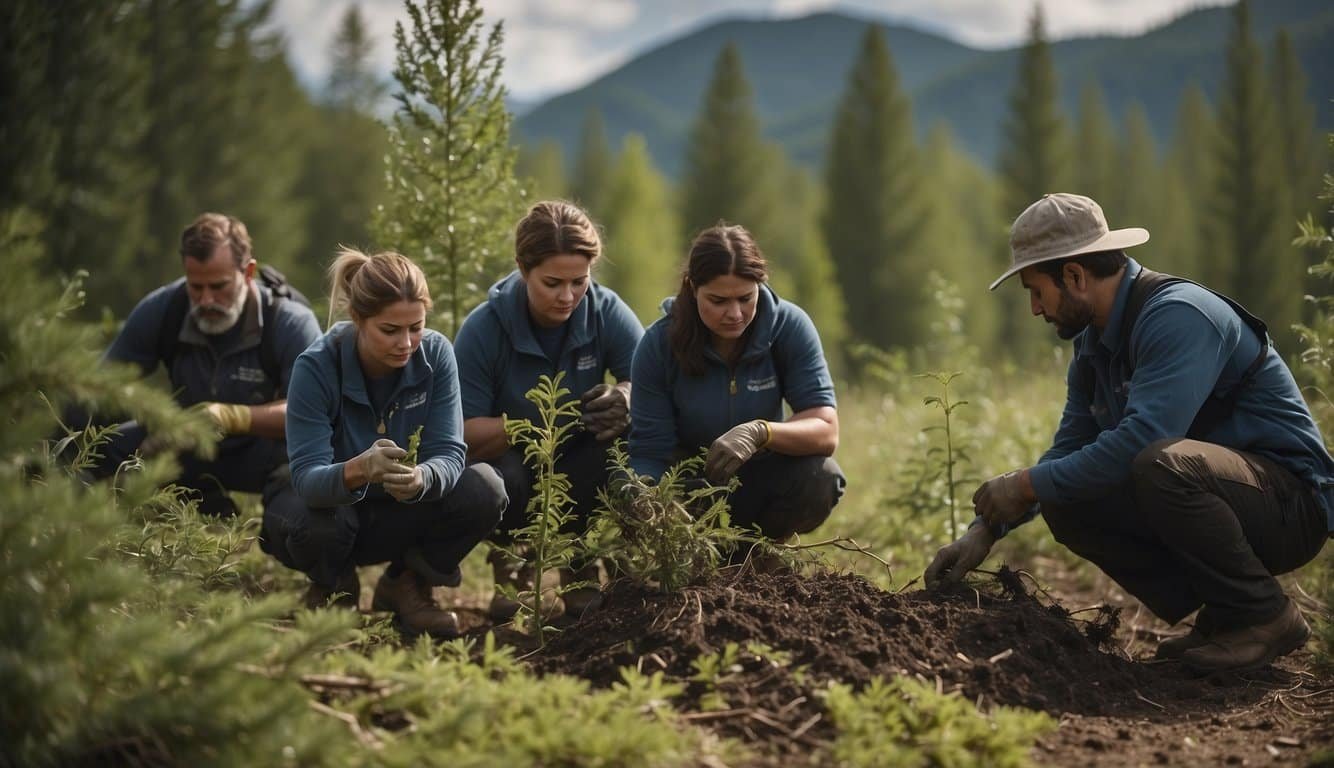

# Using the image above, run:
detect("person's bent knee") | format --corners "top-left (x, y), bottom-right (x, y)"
top-left (1041, 502), bottom-right (1080, 546)
top-left (450, 464), bottom-right (508, 530)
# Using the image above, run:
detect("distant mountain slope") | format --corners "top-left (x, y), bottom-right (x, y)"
top-left (514, 0), bottom-right (1333, 175)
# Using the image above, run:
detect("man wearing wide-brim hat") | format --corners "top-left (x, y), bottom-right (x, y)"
top-left (925, 192), bottom-right (1333, 673)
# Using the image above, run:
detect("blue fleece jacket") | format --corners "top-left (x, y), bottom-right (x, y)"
top-left (453, 270), bottom-right (643, 425)
top-left (1025, 259), bottom-right (1334, 531)
top-left (107, 278), bottom-right (321, 407)
top-left (285, 322), bottom-right (468, 508)
top-left (629, 285), bottom-right (837, 479)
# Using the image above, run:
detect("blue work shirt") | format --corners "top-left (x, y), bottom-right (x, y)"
top-left (1026, 259), bottom-right (1334, 531)
top-left (453, 270), bottom-right (643, 425)
top-left (629, 285), bottom-right (837, 479)
top-left (285, 322), bottom-right (468, 508)
top-left (107, 278), bottom-right (320, 406)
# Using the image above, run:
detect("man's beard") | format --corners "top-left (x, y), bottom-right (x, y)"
top-left (191, 282), bottom-right (249, 335)
top-left (1049, 288), bottom-right (1094, 340)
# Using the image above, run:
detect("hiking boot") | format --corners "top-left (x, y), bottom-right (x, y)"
top-left (559, 563), bottom-right (603, 618)
top-left (1154, 608), bottom-right (1216, 660)
top-left (1181, 599), bottom-right (1310, 673)
top-left (371, 568), bottom-right (460, 639)
top-left (303, 568), bottom-right (361, 611)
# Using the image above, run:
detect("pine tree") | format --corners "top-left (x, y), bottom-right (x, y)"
top-left (822, 25), bottom-right (930, 352)
top-left (1269, 30), bottom-right (1324, 303)
top-left (292, 3), bottom-right (388, 295)
top-left (327, 3), bottom-right (385, 114)
top-left (571, 108), bottom-right (614, 220)
top-left (137, 0), bottom-right (312, 306)
top-left (1113, 105), bottom-right (1160, 235)
top-left (1073, 82), bottom-right (1119, 214)
top-left (0, 1), bottom-right (149, 314)
top-left (919, 122), bottom-right (1004, 352)
top-left (1168, 84), bottom-right (1216, 283)
top-left (373, 0), bottom-right (524, 335)
top-left (1207, 0), bottom-right (1300, 346)
top-left (679, 43), bottom-right (781, 242)
top-left (996, 5), bottom-right (1070, 357)
top-left (599, 134), bottom-right (680, 323)
top-left (516, 141), bottom-right (569, 202)
top-left (775, 165), bottom-right (848, 373)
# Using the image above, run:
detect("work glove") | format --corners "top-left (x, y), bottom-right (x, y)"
top-left (924, 524), bottom-right (996, 589)
top-left (579, 382), bottom-right (630, 441)
top-left (974, 470), bottom-right (1030, 528)
top-left (383, 465), bottom-right (426, 502)
top-left (357, 438), bottom-right (412, 485)
top-left (196, 401), bottom-right (252, 435)
top-left (704, 419), bottom-right (771, 484)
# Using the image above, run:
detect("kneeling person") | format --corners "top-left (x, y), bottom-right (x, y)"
top-left (926, 193), bottom-right (1332, 673)
top-left (454, 201), bottom-right (644, 620)
top-left (629, 223), bottom-right (845, 552)
top-left (271, 249), bottom-right (506, 638)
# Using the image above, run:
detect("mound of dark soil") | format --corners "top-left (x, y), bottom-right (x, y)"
top-left (528, 566), bottom-right (1317, 764)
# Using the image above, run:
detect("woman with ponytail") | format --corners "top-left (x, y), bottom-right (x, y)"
top-left (264, 248), bottom-right (506, 638)
top-left (629, 224), bottom-right (844, 550)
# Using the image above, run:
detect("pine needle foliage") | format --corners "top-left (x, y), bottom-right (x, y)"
top-left (373, 0), bottom-right (523, 336)
top-left (588, 444), bottom-right (747, 593)
top-left (502, 373), bottom-right (584, 645)
top-left (823, 676), bottom-right (1053, 767)
top-left (0, 210), bottom-right (359, 767)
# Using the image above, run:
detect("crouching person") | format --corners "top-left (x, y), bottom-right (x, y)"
top-left (628, 224), bottom-right (845, 553)
top-left (265, 248), bottom-right (506, 638)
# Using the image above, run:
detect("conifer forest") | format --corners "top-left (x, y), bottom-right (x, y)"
top-left (2, 0), bottom-right (1332, 765)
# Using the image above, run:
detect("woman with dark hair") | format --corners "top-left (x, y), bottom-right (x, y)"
top-left (453, 200), bottom-right (644, 619)
top-left (268, 248), bottom-right (507, 639)
top-left (629, 223), bottom-right (844, 543)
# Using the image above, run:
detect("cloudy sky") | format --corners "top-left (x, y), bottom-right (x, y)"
top-left (271, 0), bottom-right (1231, 103)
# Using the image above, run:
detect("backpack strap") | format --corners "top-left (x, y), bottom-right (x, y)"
top-left (155, 283), bottom-right (191, 373)
top-left (1079, 268), bottom-right (1269, 438)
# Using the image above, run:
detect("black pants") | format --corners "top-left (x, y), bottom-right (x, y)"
top-left (259, 464), bottom-right (507, 589)
top-left (484, 430), bottom-right (611, 543)
top-left (726, 453), bottom-right (846, 539)
top-left (1042, 438), bottom-right (1328, 628)
top-left (88, 420), bottom-right (285, 515)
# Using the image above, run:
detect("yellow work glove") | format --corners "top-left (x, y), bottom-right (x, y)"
top-left (198, 402), bottom-right (253, 435)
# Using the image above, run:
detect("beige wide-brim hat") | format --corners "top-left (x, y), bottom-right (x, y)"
top-left (990, 192), bottom-right (1150, 290)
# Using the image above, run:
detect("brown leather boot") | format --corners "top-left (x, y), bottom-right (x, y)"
top-left (559, 562), bottom-right (603, 619)
top-left (371, 568), bottom-right (460, 639)
top-left (1181, 599), bottom-right (1310, 673)
top-left (1154, 608), bottom-right (1216, 660)
top-left (303, 568), bottom-right (360, 611)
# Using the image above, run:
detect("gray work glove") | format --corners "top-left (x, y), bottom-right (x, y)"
top-left (383, 465), bottom-right (425, 502)
top-left (580, 382), bottom-right (630, 441)
top-left (924, 524), bottom-right (996, 589)
top-left (358, 438), bottom-right (412, 485)
top-left (974, 470), bottom-right (1030, 528)
top-left (704, 419), bottom-right (771, 484)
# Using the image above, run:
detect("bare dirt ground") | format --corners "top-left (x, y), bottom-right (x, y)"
top-left (439, 561), bottom-right (1333, 767)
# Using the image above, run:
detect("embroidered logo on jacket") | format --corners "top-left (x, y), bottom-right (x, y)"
top-left (232, 366), bottom-right (266, 383)
top-left (746, 375), bottom-right (778, 392)
top-left (404, 392), bottom-right (428, 410)
top-left (576, 353), bottom-right (598, 371)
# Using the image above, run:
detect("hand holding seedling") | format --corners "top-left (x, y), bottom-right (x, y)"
top-left (579, 381), bottom-right (631, 441)
top-left (974, 469), bottom-right (1033, 527)
top-left (704, 419), bottom-right (771, 483)
top-left (357, 438), bottom-right (412, 484)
